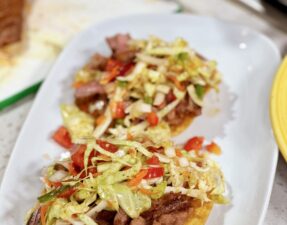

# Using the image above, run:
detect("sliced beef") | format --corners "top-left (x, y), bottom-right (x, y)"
top-left (95, 210), bottom-right (116, 225)
top-left (75, 81), bottom-right (105, 99)
top-left (165, 95), bottom-right (201, 126)
top-left (106, 34), bottom-right (136, 62)
top-left (113, 209), bottom-right (131, 225)
top-left (26, 207), bottom-right (41, 225)
top-left (75, 80), bottom-right (108, 116)
top-left (152, 209), bottom-right (192, 225)
top-left (141, 193), bottom-right (193, 225)
top-left (130, 217), bottom-right (146, 225)
top-left (86, 53), bottom-right (108, 71)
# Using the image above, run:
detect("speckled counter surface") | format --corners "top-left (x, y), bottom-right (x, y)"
top-left (0, 95), bottom-right (287, 225)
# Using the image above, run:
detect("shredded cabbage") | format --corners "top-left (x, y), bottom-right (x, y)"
top-left (187, 84), bottom-right (203, 106)
top-left (113, 183), bottom-right (151, 218)
top-left (106, 139), bottom-right (152, 157)
top-left (93, 107), bottom-right (112, 138)
top-left (145, 121), bottom-right (171, 145)
top-left (78, 214), bottom-right (98, 225)
top-left (60, 104), bottom-right (94, 144)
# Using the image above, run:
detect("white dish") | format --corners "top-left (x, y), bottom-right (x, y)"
top-left (0, 14), bottom-right (280, 225)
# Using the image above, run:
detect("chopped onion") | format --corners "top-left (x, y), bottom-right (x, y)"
top-left (154, 153), bottom-right (171, 163)
top-left (125, 100), bottom-right (151, 115)
top-left (156, 84), bottom-right (170, 94)
top-left (165, 147), bottom-right (176, 158)
top-left (115, 149), bottom-right (126, 157)
top-left (179, 157), bottom-right (189, 167)
top-left (88, 100), bottom-right (105, 113)
top-left (139, 102), bottom-right (152, 113)
top-left (153, 92), bottom-right (165, 106)
top-left (87, 200), bottom-right (108, 217)
top-left (136, 53), bottom-right (168, 66)
top-left (49, 170), bottom-right (68, 182)
top-left (145, 176), bottom-right (163, 185)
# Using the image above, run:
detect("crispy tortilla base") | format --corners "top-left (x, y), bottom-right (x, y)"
top-left (171, 115), bottom-right (194, 137)
top-left (185, 202), bottom-right (213, 225)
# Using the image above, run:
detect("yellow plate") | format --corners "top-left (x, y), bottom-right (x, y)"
top-left (270, 56), bottom-right (287, 162)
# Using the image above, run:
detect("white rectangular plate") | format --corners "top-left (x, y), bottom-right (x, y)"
top-left (0, 14), bottom-right (280, 225)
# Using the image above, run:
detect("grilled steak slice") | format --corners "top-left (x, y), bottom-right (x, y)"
top-left (130, 217), bottom-right (146, 225)
top-left (114, 208), bottom-right (131, 225)
top-left (75, 80), bottom-right (108, 116)
top-left (152, 209), bottom-right (192, 225)
top-left (106, 34), bottom-right (136, 62)
top-left (166, 95), bottom-right (201, 126)
top-left (141, 193), bottom-right (193, 225)
top-left (75, 81), bottom-right (106, 99)
top-left (86, 53), bottom-right (108, 71)
top-left (95, 210), bottom-right (116, 225)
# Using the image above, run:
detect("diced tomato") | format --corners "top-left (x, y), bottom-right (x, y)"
top-left (112, 101), bottom-right (125, 119)
top-left (96, 140), bottom-right (118, 153)
top-left (166, 90), bottom-right (176, 103)
top-left (79, 167), bottom-right (97, 179)
top-left (68, 163), bottom-right (78, 176)
top-left (52, 126), bottom-right (73, 149)
top-left (146, 155), bottom-right (160, 165)
top-left (147, 146), bottom-right (164, 154)
top-left (144, 167), bottom-right (164, 179)
top-left (71, 145), bottom-right (95, 170)
top-left (43, 177), bottom-right (62, 188)
top-left (104, 59), bottom-right (134, 83)
top-left (58, 187), bottom-right (76, 199)
top-left (206, 142), bottom-right (221, 155)
top-left (71, 145), bottom-right (86, 169)
top-left (146, 112), bottom-right (159, 127)
top-left (184, 136), bottom-right (204, 151)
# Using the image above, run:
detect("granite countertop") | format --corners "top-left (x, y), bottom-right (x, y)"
top-left (1, 0), bottom-right (287, 224)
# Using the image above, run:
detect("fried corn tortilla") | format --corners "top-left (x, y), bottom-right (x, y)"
top-left (171, 115), bottom-right (194, 136)
top-left (185, 202), bottom-right (213, 225)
